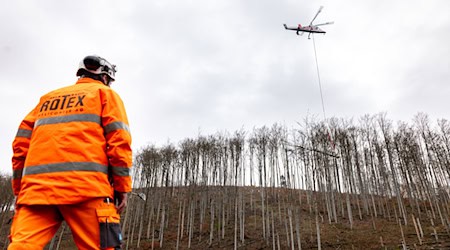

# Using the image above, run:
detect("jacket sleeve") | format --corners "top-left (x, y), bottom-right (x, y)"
top-left (101, 89), bottom-right (132, 193)
top-left (12, 109), bottom-right (36, 195)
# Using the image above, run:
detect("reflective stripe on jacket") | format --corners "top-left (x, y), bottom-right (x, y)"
top-left (12, 78), bottom-right (132, 205)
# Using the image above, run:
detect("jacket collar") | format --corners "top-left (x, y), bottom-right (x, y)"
top-left (76, 77), bottom-right (104, 85)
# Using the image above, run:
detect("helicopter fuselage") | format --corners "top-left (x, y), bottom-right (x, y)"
top-left (283, 24), bottom-right (326, 35)
top-left (297, 25), bottom-right (326, 33)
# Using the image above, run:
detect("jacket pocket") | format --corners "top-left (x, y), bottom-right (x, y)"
top-left (96, 204), bottom-right (122, 248)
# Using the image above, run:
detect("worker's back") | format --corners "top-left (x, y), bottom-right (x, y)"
top-left (14, 77), bottom-right (131, 205)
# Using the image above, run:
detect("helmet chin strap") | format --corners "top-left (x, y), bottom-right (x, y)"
top-left (101, 75), bottom-right (113, 87)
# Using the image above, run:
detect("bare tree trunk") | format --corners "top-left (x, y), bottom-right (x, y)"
top-left (209, 199), bottom-right (215, 246)
top-left (295, 207), bottom-right (302, 250)
top-left (288, 207), bottom-right (295, 250)
top-left (315, 203), bottom-right (321, 250)
top-left (176, 200), bottom-right (183, 250)
top-left (55, 222), bottom-right (66, 250)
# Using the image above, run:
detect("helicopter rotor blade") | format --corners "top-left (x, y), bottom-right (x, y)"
top-left (315, 21), bottom-right (334, 27)
top-left (310, 6), bottom-right (323, 25)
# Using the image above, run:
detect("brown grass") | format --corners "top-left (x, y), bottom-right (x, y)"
top-left (1, 186), bottom-right (449, 249)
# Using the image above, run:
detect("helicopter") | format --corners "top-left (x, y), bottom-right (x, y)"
top-left (283, 6), bottom-right (334, 38)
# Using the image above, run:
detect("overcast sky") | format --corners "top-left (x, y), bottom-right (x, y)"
top-left (1, 0), bottom-right (449, 175)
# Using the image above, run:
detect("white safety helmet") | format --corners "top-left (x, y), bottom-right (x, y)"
top-left (76, 55), bottom-right (117, 81)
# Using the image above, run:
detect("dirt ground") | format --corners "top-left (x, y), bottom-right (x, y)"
top-left (1, 187), bottom-right (449, 249)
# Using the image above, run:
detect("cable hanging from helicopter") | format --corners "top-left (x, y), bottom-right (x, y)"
top-left (283, 6), bottom-right (337, 158)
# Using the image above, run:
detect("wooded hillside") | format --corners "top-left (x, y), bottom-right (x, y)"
top-left (1, 113), bottom-right (449, 249)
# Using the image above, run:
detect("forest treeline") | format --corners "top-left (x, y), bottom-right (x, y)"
top-left (1, 112), bottom-right (449, 249)
top-left (133, 112), bottom-right (450, 200)
top-left (123, 112), bottom-right (449, 249)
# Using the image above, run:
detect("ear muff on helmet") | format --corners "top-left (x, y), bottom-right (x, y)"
top-left (76, 55), bottom-right (117, 81)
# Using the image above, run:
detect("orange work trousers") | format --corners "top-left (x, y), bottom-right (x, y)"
top-left (8, 197), bottom-right (121, 250)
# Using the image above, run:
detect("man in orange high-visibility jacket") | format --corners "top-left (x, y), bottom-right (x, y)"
top-left (9, 55), bottom-right (132, 250)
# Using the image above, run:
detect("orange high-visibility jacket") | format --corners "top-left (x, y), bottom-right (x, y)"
top-left (12, 78), bottom-right (132, 205)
